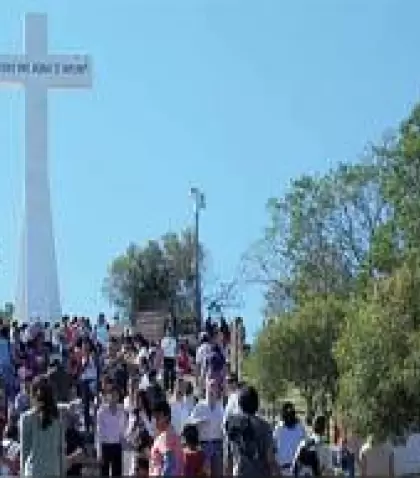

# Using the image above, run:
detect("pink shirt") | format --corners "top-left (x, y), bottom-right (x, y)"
top-left (149, 427), bottom-right (184, 477)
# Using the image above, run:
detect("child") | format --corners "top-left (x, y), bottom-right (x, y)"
top-left (134, 456), bottom-right (149, 478)
top-left (182, 424), bottom-right (208, 477)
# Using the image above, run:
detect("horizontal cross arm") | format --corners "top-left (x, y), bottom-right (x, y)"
top-left (0, 54), bottom-right (92, 88)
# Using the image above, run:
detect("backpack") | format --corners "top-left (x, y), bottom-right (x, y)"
top-left (292, 438), bottom-right (321, 477)
top-left (226, 414), bottom-right (270, 477)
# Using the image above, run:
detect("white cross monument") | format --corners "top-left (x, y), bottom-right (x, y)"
top-left (0, 13), bottom-right (92, 324)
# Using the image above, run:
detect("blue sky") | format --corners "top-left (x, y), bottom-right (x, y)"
top-left (0, 0), bottom-right (419, 339)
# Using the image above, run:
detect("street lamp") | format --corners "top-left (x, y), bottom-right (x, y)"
top-left (190, 187), bottom-right (206, 336)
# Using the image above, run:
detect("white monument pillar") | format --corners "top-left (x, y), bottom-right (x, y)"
top-left (0, 13), bottom-right (92, 324)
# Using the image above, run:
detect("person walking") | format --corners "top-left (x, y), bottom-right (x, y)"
top-left (225, 385), bottom-right (278, 477)
top-left (189, 378), bottom-right (224, 476)
top-left (79, 339), bottom-right (97, 434)
top-left (20, 375), bottom-right (66, 477)
top-left (149, 399), bottom-right (184, 477)
top-left (160, 328), bottom-right (177, 394)
top-left (273, 402), bottom-right (307, 475)
top-left (96, 383), bottom-right (125, 477)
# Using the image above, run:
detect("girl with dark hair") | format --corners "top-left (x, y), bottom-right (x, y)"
top-left (20, 375), bottom-right (66, 477)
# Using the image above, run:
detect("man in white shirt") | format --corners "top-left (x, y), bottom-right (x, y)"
top-left (160, 328), bottom-right (177, 393)
top-left (188, 378), bottom-right (224, 476)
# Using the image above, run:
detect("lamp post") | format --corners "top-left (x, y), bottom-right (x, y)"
top-left (190, 187), bottom-right (205, 336)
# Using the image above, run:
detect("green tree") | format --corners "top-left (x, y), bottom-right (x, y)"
top-left (245, 296), bottom-right (345, 413)
top-left (103, 228), bottom-right (204, 322)
top-left (245, 154), bottom-right (389, 317)
top-left (335, 262), bottom-right (420, 441)
top-left (381, 105), bottom-right (420, 253)
top-left (242, 320), bottom-right (287, 403)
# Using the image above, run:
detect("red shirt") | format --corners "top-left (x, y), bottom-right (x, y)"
top-left (68, 349), bottom-right (82, 377)
top-left (177, 352), bottom-right (191, 374)
top-left (182, 449), bottom-right (205, 477)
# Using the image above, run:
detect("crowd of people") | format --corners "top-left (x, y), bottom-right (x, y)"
top-left (0, 313), bottom-right (395, 477)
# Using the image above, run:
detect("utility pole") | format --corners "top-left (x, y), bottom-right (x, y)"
top-left (190, 187), bottom-right (205, 336)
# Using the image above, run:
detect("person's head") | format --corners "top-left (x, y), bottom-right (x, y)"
top-left (102, 376), bottom-right (113, 395)
top-left (199, 332), bottom-right (209, 345)
top-left (313, 415), bottom-right (327, 436)
top-left (98, 313), bottom-right (105, 325)
top-left (108, 384), bottom-right (120, 407)
top-left (134, 457), bottom-right (149, 478)
top-left (238, 385), bottom-right (259, 416)
top-left (31, 375), bottom-right (58, 429)
top-left (152, 400), bottom-right (171, 433)
top-left (182, 424), bottom-right (200, 450)
top-left (282, 401), bottom-right (298, 428)
top-left (148, 369), bottom-right (157, 384)
top-left (205, 378), bottom-right (219, 404)
top-left (226, 373), bottom-right (238, 394)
